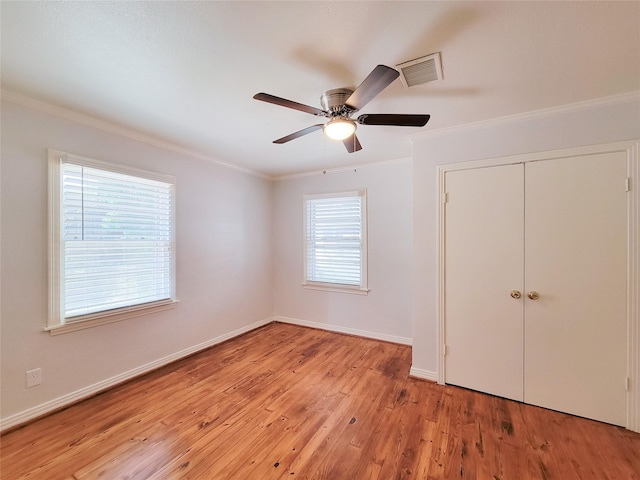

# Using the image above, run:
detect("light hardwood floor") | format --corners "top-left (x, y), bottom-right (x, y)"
top-left (1, 322), bottom-right (639, 479)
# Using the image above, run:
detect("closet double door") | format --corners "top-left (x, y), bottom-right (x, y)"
top-left (444, 152), bottom-right (628, 426)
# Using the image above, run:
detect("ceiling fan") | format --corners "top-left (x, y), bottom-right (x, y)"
top-left (253, 65), bottom-right (430, 153)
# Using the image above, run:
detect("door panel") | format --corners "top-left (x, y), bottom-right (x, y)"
top-left (524, 153), bottom-right (628, 426)
top-left (445, 164), bottom-right (525, 401)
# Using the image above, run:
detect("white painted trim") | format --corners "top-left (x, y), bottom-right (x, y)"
top-left (0, 317), bottom-right (273, 433)
top-left (409, 367), bottom-right (438, 382)
top-left (47, 149), bottom-right (179, 333)
top-left (4, 88), bottom-right (413, 182)
top-left (48, 150), bottom-right (63, 328)
top-left (45, 300), bottom-right (180, 336)
top-left (301, 283), bottom-right (370, 295)
top-left (627, 141), bottom-right (640, 432)
top-left (438, 140), bottom-right (640, 173)
top-left (272, 315), bottom-right (412, 346)
top-left (436, 140), bottom-right (640, 432)
top-left (274, 157), bottom-right (412, 181)
top-left (436, 163), bottom-right (446, 385)
top-left (302, 190), bottom-right (368, 292)
top-left (1, 89), bottom-right (269, 180)
top-left (54, 148), bottom-right (177, 184)
top-left (411, 91), bottom-right (640, 141)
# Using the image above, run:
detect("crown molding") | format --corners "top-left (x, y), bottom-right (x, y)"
top-left (273, 156), bottom-right (412, 181)
top-left (411, 91), bottom-right (640, 142)
top-left (0, 89), bottom-right (270, 180)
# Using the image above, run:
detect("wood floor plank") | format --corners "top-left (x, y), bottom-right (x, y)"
top-left (2, 322), bottom-right (639, 479)
top-left (300, 371), bottom-right (396, 478)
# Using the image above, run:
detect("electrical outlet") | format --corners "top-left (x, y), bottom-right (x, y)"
top-left (26, 368), bottom-right (42, 388)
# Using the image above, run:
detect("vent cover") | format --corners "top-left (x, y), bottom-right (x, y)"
top-left (396, 52), bottom-right (443, 88)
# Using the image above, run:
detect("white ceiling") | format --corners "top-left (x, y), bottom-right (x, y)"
top-left (2, 1), bottom-right (639, 177)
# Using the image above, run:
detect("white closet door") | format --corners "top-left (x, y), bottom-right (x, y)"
top-left (524, 153), bottom-right (628, 426)
top-left (444, 164), bottom-right (525, 401)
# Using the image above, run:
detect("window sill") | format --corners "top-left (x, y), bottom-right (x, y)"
top-left (45, 299), bottom-right (179, 336)
top-left (302, 282), bottom-right (370, 295)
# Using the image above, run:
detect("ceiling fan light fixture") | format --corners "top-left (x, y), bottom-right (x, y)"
top-left (324, 117), bottom-right (356, 141)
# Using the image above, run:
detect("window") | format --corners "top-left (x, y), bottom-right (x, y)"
top-left (303, 190), bottom-right (368, 294)
top-left (48, 150), bottom-right (177, 334)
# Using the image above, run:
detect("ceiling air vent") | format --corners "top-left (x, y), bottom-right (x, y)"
top-left (396, 52), bottom-right (443, 88)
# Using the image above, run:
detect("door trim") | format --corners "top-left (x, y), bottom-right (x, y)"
top-left (436, 140), bottom-right (639, 432)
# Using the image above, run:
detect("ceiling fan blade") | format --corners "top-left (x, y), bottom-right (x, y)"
top-left (254, 93), bottom-right (325, 116)
top-left (343, 134), bottom-right (362, 153)
top-left (357, 113), bottom-right (430, 127)
top-left (345, 65), bottom-right (400, 111)
top-left (273, 124), bottom-right (324, 144)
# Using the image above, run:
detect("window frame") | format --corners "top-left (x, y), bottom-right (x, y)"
top-left (302, 190), bottom-right (369, 295)
top-left (47, 149), bottom-right (178, 335)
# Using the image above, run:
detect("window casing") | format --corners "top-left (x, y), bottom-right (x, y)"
top-left (48, 150), bottom-right (177, 334)
top-left (303, 190), bottom-right (368, 294)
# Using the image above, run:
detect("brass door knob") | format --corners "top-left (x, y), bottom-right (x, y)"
top-left (510, 290), bottom-right (522, 299)
top-left (528, 291), bottom-right (540, 300)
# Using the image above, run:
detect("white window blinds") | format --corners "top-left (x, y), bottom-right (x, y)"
top-left (60, 162), bottom-right (175, 320)
top-left (304, 191), bottom-right (367, 288)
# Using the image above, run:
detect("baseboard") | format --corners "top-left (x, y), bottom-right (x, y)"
top-left (272, 315), bottom-right (412, 346)
top-left (0, 317), bottom-right (273, 433)
top-left (1, 317), bottom-right (414, 432)
top-left (409, 366), bottom-right (439, 382)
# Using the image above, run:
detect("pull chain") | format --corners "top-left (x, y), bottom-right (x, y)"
top-left (322, 129), bottom-right (327, 175)
top-left (353, 135), bottom-right (357, 172)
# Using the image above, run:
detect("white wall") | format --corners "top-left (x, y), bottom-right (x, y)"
top-left (272, 160), bottom-right (413, 344)
top-left (0, 100), bottom-right (273, 426)
top-left (4, 91), bottom-right (638, 430)
top-left (411, 93), bottom-right (640, 376)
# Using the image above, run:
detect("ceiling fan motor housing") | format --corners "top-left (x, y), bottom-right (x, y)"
top-left (321, 88), bottom-right (355, 116)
